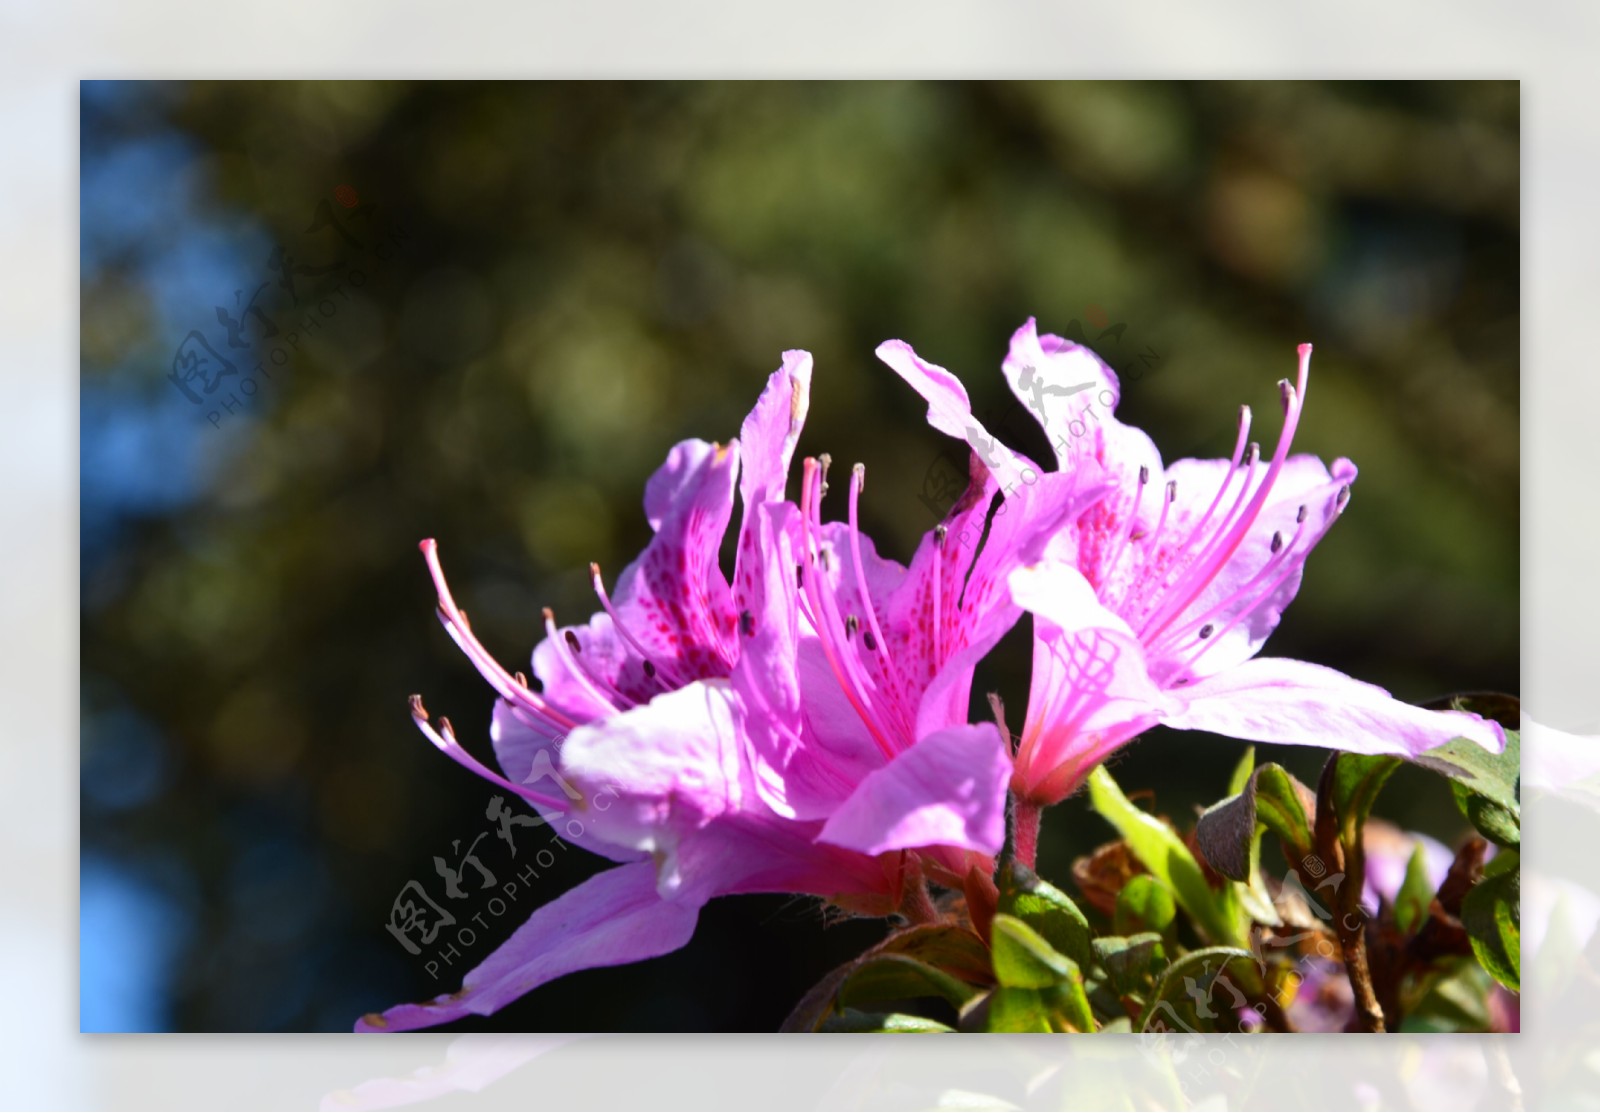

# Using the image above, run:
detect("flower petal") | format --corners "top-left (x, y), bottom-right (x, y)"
top-left (558, 682), bottom-right (747, 878)
top-left (737, 505), bottom-right (882, 821)
top-left (1133, 454), bottom-right (1358, 685)
top-left (818, 724), bottom-right (1012, 856)
top-left (876, 338), bottom-right (1034, 494)
top-left (557, 677), bottom-right (895, 907)
top-left (910, 472), bottom-right (1110, 740)
top-left (1000, 316), bottom-right (1124, 473)
top-left (736, 350), bottom-right (812, 521)
top-left (354, 861), bottom-right (699, 1032)
top-left (1163, 656), bottom-right (1508, 758)
top-left (1007, 562), bottom-right (1176, 803)
top-left (535, 439), bottom-right (739, 714)
top-left (489, 699), bottom-right (642, 864)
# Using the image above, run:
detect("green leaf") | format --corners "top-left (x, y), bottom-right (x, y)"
top-left (1462, 851), bottom-right (1520, 992)
top-left (1136, 947), bottom-right (1263, 1034)
top-left (1414, 697), bottom-right (1520, 847)
top-left (1087, 765), bottom-right (1244, 946)
top-left (990, 914), bottom-right (1072, 989)
top-left (981, 979), bottom-right (1096, 1034)
top-left (996, 860), bottom-right (1093, 971)
top-left (986, 916), bottom-right (1096, 1031)
top-left (1418, 728), bottom-right (1519, 810)
top-left (1115, 874), bottom-right (1177, 936)
top-left (779, 924), bottom-right (991, 1032)
top-left (1093, 933), bottom-right (1167, 999)
top-left (820, 1008), bottom-right (954, 1033)
top-left (1414, 693), bottom-right (1519, 798)
top-left (1041, 978), bottom-right (1096, 1034)
top-left (837, 953), bottom-right (981, 1011)
top-left (1329, 753), bottom-right (1402, 844)
top-left (873, 923), bottom-right (994, 984)
top-left (1194, 763), bottom-right (1316, 882)
top-left (985, 987), bottom-right (1052, 1033)
top-left (1451, 780), bottom-right (1520, 849)
top-left (1393, 842), bottom-right (1434, 935)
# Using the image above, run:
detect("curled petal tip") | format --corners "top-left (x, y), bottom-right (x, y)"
top-left (409, 693), bottom-right (428, 720)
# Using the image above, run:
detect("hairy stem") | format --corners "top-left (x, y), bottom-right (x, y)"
top-left (899, 854), bottom-right (940, 925)
top-left (1012, 797), bottom-right (1042, 871)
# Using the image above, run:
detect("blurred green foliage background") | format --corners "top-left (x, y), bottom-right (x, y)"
top-left (79, 80), bottom-right (1517, 1032)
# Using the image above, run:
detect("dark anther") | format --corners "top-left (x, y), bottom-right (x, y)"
top-left (845, 614), bottom-right (859, 639)
top-left (739, 609), bottom-right (755, 636)
top-left (564, 630), bottom-right (582, 654)
top-left (642, 660), bottom-right (657, 679)
top-left (1271, 531), bottom-right (1284, 554)
top-left (863, 630), bottom-right (879, 652)
top-left (1199, 624), bottom-right (1215, 639)
top-left (1296, 504), bottom-right (1308, 524)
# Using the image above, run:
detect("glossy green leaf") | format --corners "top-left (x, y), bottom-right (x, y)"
top-left (990, 914), bottom-right (1072, 989)
top-left (982, 980), bottom-right (1096, 1033)
top-left (780, 923), bottom-right (991, 1032)
top-left (1414, 697), bottom-right (1520, 847)
top-left (837, 953), bottom-right (981, 1011)
top-left (1329, 753), bottom-right (1402, 843)
top-left (1136, 947), bottom-right (1263, 1034)
top-left (1114, 874), bottom-right (1177, 936)
top-left (996, 860), bottom-right (1093, 971)
top-left (1414, 699), bottom-right (1520, 814)
top-left (1088, 765), bottom-right (1244, 946)
top-left (874, 923), bottom-right (994, 984)
top-left (1042, 978), bottom-right (1097, 1033)
top-left (1194, 762), bottom-right (1316, 882)
top-left (985, 987), bottom-right (1052, 1033)
top-left (1462, 851), bottom-right (1520, 992)
top-left (1451, 776), bottom-right (1520, 849)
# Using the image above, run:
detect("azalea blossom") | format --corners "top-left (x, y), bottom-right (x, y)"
top-left (358, 354), bottom-right (896, 1031)
top-left (720, 427), bottom-right (1111, 884)
top-left (359, 348), bottom-right (1082, 1031)
top-left (878, 321), bottom-right (1507, 820)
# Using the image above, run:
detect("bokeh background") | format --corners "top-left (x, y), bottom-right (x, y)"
top-left (79, 80), bottom-right (1518, 1033)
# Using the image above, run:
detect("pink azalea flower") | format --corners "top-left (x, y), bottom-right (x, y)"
top-left (879, 320), bottom-right (1506, 809)
top-left (725, 437), bottom-right (1105, 880)
top-left (361, 350), bottom-right (1049, 1031)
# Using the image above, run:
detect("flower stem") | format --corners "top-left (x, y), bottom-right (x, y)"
top-left (1314, 759), bottom-right (1386, 1033)
top-left (1012, 797), bottom-right (1042, 871)
top-left (903, 879), bottom-right (939, 925)
top-left (899, 853), bottom-right (940, 925)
